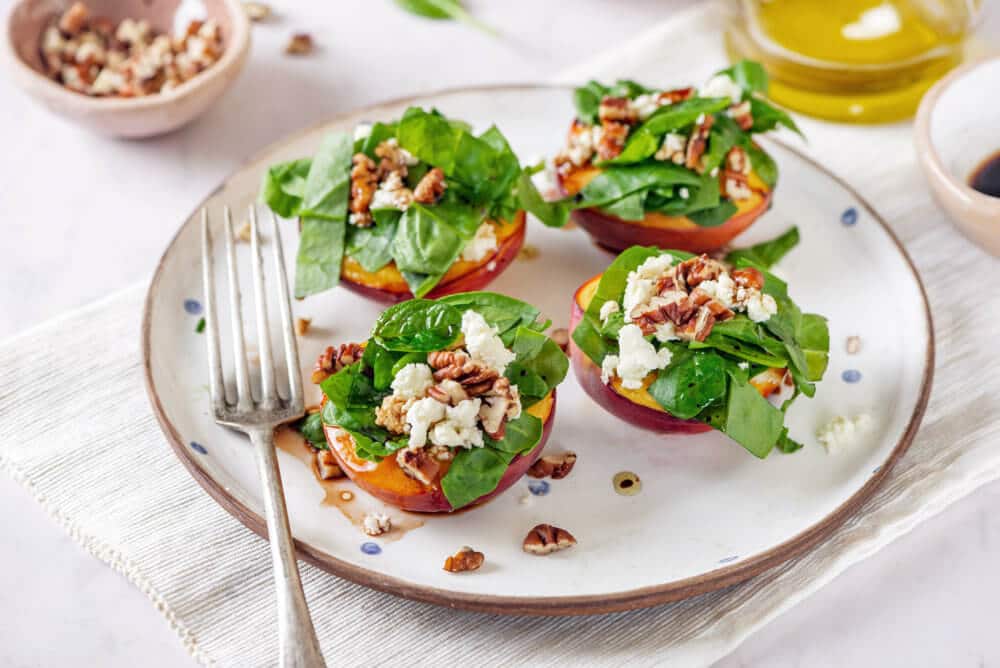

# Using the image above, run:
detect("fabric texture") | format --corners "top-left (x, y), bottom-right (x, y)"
top-left (3, 5), bottom-right (1000, 666)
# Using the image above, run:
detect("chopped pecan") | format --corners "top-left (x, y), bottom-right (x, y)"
top-left (676, 254), bottom-right (726, 288)
top-left (729, 100), bottom-right (753, 130)
top-left (312, 342), bottom-right (363, 384)
top-left (294, 317), bottom-right (311, 336)
top-left (396, 448), bottom-right (440, 486)
top-left (374, 138), bottom-right (415, 176)
top-left (597, 120), bottom-right (629, 161)
top-left (375, 394), bottom-right (411, 435)
top-left (427, 350), bottom-right (499, 394)
top-left (243, 1), bottom-right (272, 22)
top-left (478, 377), bottom-right (521, 439)
top-left (426, 379), bottom-right (469, 406)
top-left (349, 153), bottom-right (378, 227)
top-left (528, 452), bottom-right (577, 479)
top-left (315, 449), bottom-right (344, 480)
top-left (657, 87), bottom-right (695, 104)
top-left (726, 146), bottom-right (750, 175)
top-left (732, 266), bottom-right (764, 290)
top-left (413, 167), bottom-right (447, 204)
top-left (443, 546), bottom-right (484, 573)
top-left (598, 97), bottom-right (639, 124)
top-left (285, 32), bottom-right (313, 55)
top-left (59, 2), bottom-right (89, 36)
top-left (722, 171), bottom-right (752, 201)
top-left (680, 307), bottom-right (716, 342)
top-left (684, 114), bottom-right (715, 172)
top-left (523, 524), bottom-right (577, 555)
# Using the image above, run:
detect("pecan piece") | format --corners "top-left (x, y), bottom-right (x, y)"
top-left (59, 2), bottom-right (89, 36)
top-left (684, 114), bottom-right (715, 172)
top-left (375, 394), bottom-right (412, 434)
top-left (374, 138), bottom-right (415, 176)
top-left (523, 524), bottom-right (577, 555)
top-left (732, 267), bottom-right (765, 290)
top-left (426, 379), bottom-right (469, 406)
top-left (315, 449), bottom-right (344, 480)
top-left (427, 350), bottom-right (499, 394)
top-left (528, 452), bottom-right (577, 479)
top-left (396, 448), bottom-right (440, 486)
top-left (478, 377), bottom-right (520, 439)
top-left (285, 32), bottom-right (313, 55)
top-left (726, 146), bottom-right (751, 175)
top-left (657, 87), bottom-right (695, 104)
top-left (597, 120), bottom-right (629, 161)
top-left (311, 342), bottom-right (363, 384)
top-left (443, 546), bottom-right (484, 573)
top-left (413, 167), bottom-right (447, 204)
top-left (677, 254), bottom-right (726, 288)
top-left (722, 171), bottom-right (752, 201)
top-left (349, 153), bottom-right (378, 227)
top-left (598, 96), bottom-right (638, 124)
top-left (729, 100), bottom-right (753, 131)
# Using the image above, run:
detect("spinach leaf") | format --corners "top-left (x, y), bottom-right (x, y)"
top-left (400, 270), bottom-right (447, 299)
top-left (579, 164), bottom-right (701, 208)
top-left (260, 158), bottom-right (311, 218)
top-left (745, 143), bottom-right (778, 187)
top-left (701, 377), bottom-right (784, 458)
top-left (295, 216), bottom-right (344, 298)
top-left (295, 412), bottom-right (327, 450)
top-left (392, 0), bottom-right (496, 35)
top-left (725, 226), bottom-right (800, 269)
top-left (715, 60), bottom-right (769, 96)
top-left (776, 428), bottom-right (804, 453)
top-left (356, 122), bottom-right (397, 158)
top-left (687, 201), bottom-right (738, 227)
top-left (689, 329), bottom-right (788, 367)
top-left (440, 447), bottom-right (509, 509)
top-left (570, 317), bottom-right (612, 366)
top-left (507, 326), bottom-right (569, 404)
top-left (574, 81), bottom-right (610, 124)
top-left (601, 191), bottom-right (646, 221)
top-left (515, 170), bottom-right (570, 228)
top-left (437, 292), bottom-right (545, 343)
top-left (750, 98), bottom-right (803, 137)
top-left (648, 349), bottom-right (728, 419)
top-left (675, 174), bottom-right (721, 215)
top-left (345, 210), bottom-right (399, 273)
top-left (299, 133), bottom-right (353, 221)
top-left (372, 299), bottom-right (462, 352)
top-left (361, 342), bottom-right (402, 390)
top-left (799, 313), bottom-right (830, 381)
top-left (487, 412), bottom-right (543, 456)
top-left (389, 204), bottom-right (468, 283)
top-left (701, 114), bottom-right (743, 174)
top-left (608, 97), bottom-right (732, 165)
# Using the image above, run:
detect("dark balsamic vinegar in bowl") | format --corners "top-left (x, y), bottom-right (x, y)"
top-left (970, 152), bottom-right (1000, 199)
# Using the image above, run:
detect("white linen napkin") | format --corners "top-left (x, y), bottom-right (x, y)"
top-left (3, 5), bottom-right (1000, 667)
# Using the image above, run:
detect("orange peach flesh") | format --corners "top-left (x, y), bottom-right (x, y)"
top-left (559, 163), bottom-right (773, 254)
top-left (569, 275), bottom-right (785, 434)
top-left (324, 391), bottom-right (556, 513)
top-left (340, 211), bottom-right (526, 303)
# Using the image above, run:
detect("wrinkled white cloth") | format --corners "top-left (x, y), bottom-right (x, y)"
top-left (3, 5), bottom-right (1000, 667)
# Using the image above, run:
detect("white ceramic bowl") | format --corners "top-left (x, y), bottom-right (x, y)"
top-left (915, 56), bottom-right (1000, 256)
top-left (3, 0), bottom-right (250, 138)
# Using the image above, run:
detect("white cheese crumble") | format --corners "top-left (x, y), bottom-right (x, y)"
top-left (653, 321), bottom-right (679, 342)
top-left (461, 310), bottom-right (515, 375)
top-left (429, 398), bottom-right (484, 448)
top-left (610, 324), bottom-right (673, 390)
top-left (817, 413), bottom-right (874, 453)
top-left (700, 73), bottom-right (743, 103)
top-left (599, 300), bottom-right (620, 324)
top-left (738, 361), bottom-right (750, 370)
top-left (362, 512), bottom-right (391, 536)
top-left (623, 254), bottom-right (674, 322)
top-left (460, 222), bottom-right (498, 262)
top-left (679, 187), bottom-right (690, 199)
top-left (697, 272), bottom-right (736, 308)
top-left (601, 354), bottom-right (619, 385)
top-left (405, 397), bottom-right (446, 449)
top-left (353, 123), bottom-right (373, 142)
top-left (631, 93), bottom-right (661, 121)
top-left (746, 292), bottom-right (778, 323)
top-left (390, 363), bottom-right (434, 399)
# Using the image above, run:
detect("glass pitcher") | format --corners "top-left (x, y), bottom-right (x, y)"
top-left (724, 0), bottom-right (981, 123)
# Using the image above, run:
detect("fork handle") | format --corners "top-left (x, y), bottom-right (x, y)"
top-left (250, 427), bottom-right (327, 668)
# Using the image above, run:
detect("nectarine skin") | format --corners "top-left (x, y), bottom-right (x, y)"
top-left (323, 391), bottom-right (557, 513)
top-left (340, 213), bottom-right (526, 304)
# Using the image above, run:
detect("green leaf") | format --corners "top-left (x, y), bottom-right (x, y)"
top-left (583, 246), bottom-right (666, 322)
top-left (371, 299), bottom-right (462, 352)
top-left (570, 317), bottom-right (612, 367)
top-left (725, 226), bottom-right (800, 269)
top-left (345, 210), bottom-right (399, 273)
top-left (573, 80), bottom-right (610, 124)
top-left (648, 349), bottom-right (728, 419)
top-left (295, 412), bottom-right (328, 450)
top-left (295, 216), bottom-right (344, 298)
top-left (601, 191), bottom-right (647, 221)
top-left (389, 203), bottom-right (478, 291)
top-left (702, 377), bottom-right (784, 458)
top-left (607, 97), bottom-right (732, 165)
top-left (700, 114), bottom-right (743, 174)
top-left (716, 60), bottom-right (769, 96)
top-left (506, 326), bottom-right (569, 404)
top-left (486, 412), bottom-right (543, 455)
top-left (750, 97), bottom-right (803, 137)
top-left (356, 122), bottom-right (397, 158)
top-left (776, 428), bottom-right (804, 453)
top-left (361, 342), bottom-right (402, 390)
top-left (515, 170), bottom-right (570, 228)
top-left (440, 447), bottom-right (509, 509)
top-left (745, 143), bottom-right (778, 187)
top-left (799, 313), bottom-right (830, 381)
top-left (689, 329), bottom-right (788, 367)
top-left (687, 201), bottom-right (738, 227)
top-left (392, 0), bottom-right (497, 35)
top-left (579, 164), bottom-right (702, 209)
top-left (437, 292), bottom-right (545, 343)
top-left (260, 158), bottom-right (311, 218)
top-left (299, 133), bottom-right (353, 220)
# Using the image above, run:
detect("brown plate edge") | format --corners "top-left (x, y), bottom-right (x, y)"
top-left (140, 83), bottom-right (935, 617)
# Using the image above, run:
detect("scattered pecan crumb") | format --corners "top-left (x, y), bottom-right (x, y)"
top-left (846, 336), bottom-right (862, 355)
top-left (315, 449), bottom-right (343, 480)
top-left (443, 546), bottom-right (485, 573)
top-left (59, 2), bottom-right (89, 35)
top-left (235, 220), bottom-right (252, 242)
top-left (549, 327), bottom-right (569, 353)
top-left (523, 524), bottom-right (577, 555)
top-left (295, 317), bottom-right (312, 336)
top-left (396, 448), bottom-right (440, 486)
top-left (312, 342), bottom-right (363, 384)
top-left (413, 167), bottom-right (447, 204)
top-left (528, 452), bottom-right (577, 480)
top-left (285, 32), bottom-right (313, 55)
top-left (362, 512), bottom-right (391, 537)
top-left (242, 1), bottom-right (272, 22)
top-left (517, 244), bottom-right (540, 260)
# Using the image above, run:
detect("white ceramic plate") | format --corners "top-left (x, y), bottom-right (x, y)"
top-left (143, 85), bottom-right (933, 615)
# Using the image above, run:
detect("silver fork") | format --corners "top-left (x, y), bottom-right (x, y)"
top-left (201, 205), bottom-right (327, 668)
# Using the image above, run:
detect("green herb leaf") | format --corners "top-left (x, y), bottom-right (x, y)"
top-left (440, 447), bottom-right (509, 509)
top-left (393, 0), bottom-right (497, 36)
top-left (745, 143), bottom-right (778, 187)
top-left (487, 412), bottom-right (543, 456)
top-left (750, 98), bottom-right (803, 137)
top-left (195, 317), bottom-right (205, 334)
top-left (648, 348), bottom-right (728, 419)
top-left (260, 158), bottom-right (311, 218)
top-left (702, 376), bottom-right (784, 458)
top-left (437, 292), bottom-right (546, 344)
top-left (583, 246), bottom-right (665, 322)
top-left (345, 210), bottom-right (399, 273)
top-left (515, 170), bottom-right (570, 228)
top-left (506, 326), bottom-right (569, 404)
top-left (579, 164), bottom-right (702, 209)
top-left (570, 317), bottom-right (612, 366)
top-left (296, 412), bottom-right (328, 450)
top-left (295, 216), bottom-right (344, 298)
top-left (716, 60), bottom-right (769, 96)
top-left (299, 133), bottom-right (353, 220)
top-left (725, 226), bottom-right (800, 269)
top-left (371, 299), bottom-right (462, 352)
top-left (608, 97), bottom-right (732, 165)
top-left (687, 201), bottom-right (738, 227)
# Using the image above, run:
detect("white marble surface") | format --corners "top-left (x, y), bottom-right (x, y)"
top-left (1, 1), bottom-right (998, 666)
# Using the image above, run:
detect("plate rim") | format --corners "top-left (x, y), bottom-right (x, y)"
top-left (141, 83), bottom-right (935, 616)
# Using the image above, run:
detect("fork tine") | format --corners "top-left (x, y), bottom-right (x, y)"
top-left (201, 209), bottom-right (227, 414)
top-left (270, 210), bottom-right (303, 410)
top-left (248, 206), bottom-right (278, 409)
top-left (223, 205), bottom-right (254, 411)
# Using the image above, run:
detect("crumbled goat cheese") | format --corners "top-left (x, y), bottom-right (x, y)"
top-left (622, 254), bottom-right (674, 321)
top-left (679, 187), bottom-right (690, 199)
top-left (738, 361), bottom-right (750, 370)
top-left (429, 398), bottom-right (484, 448)
top-left (362, 512), bottom-right (391, 536)
top-left (599, 300), bottom-right (620, 324)
top-left (654, 132), bottom-right (688, 163)
top-left (461, 223), bottom-right (498, 262)
top-left (461, 310), bottom-right (515, 374)
top-left (700, 73), bottom-right (743, 103)
top-left (817, 414), bottom-right (874, 453)
top-left (746, 292), bottom-right (778, 323)
top-left (653, 321), bottom-right (679, 342)
top-left (391, 363), bottom-right (434, 399)
top-left (353, 123), bottom-right (372, 142)
top-left (90, 68), bottom-right (125, 95)
top-left (601, 355), bottom-right (620, 385)
top-left (631, 93), bottom-right (660, 120)
top-left (405, 397), bottom-right (446, 449)
top-left (612, 324), bottom-right (673, 389)
top-left (697, 273), bottom-right (736, 308)
top-left (724, 176), bottom-right (753, 201)
top-left (563, 125), bottom-right (602, 166)
top-left (381, 138), bottom-right (419, 166)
